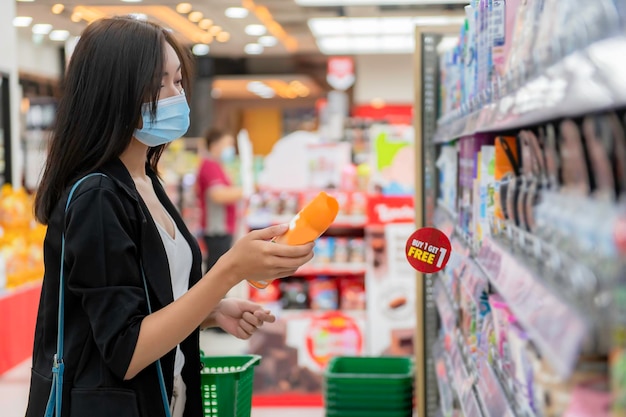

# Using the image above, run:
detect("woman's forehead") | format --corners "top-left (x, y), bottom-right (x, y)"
top-left (163, 42), bottom-right (181, 71)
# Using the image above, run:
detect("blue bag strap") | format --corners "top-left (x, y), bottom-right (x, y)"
top-left (44, 173), bottom-right (172, 417)
top-left (140, 262), bottom-right (172, 417)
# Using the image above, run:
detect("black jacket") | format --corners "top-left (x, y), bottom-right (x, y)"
top-left (26, 159), bottom-right (204, 417)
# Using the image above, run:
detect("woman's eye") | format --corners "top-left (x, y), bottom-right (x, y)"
top-left (175, 79), bottom-right (183, 85)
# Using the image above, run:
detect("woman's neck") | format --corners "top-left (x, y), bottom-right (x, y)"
top-left (120, 138), bottom-right (150, 181)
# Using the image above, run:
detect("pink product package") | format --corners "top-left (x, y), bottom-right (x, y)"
top-left (489, 294), bottom-right (515, 358)
top-left (494, 0), bottom-right (522, 77)
top-left (459, 135), bottom-right (494, 189)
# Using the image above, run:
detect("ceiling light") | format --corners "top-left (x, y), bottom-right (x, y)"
top-left (32, 24), bottom-right (53, 35)
top-left (245, 24), bottom-right (266, 36)
top-left (121, 0), bottom-right (143, 3)
top-left (70, 13), bottom-right (82, 23)
top-left (51, 4), bottom-right (65, 14)
top-left (199, 18), bottom-right (213, 30)
top-left (258, 35), bottom-right (277, 47)
top-left (244, 43), bottom-right (264, 55)
top-left (317, 35), bottom-right (415, 54)
top-left (200, 33), bottom-right (213, 44)
top-left (49, 30), bottom-right (70, 41)
top-left (225, 7), bottom-right (249, 19)
top-left (296, 0), bottom-right (468, 5)
top-left (188, 11), bottom-right (203, 23)
top-left (13, 16), bottom-right (33, 27)
top-left (247, 81), bottom-right (275, 99)
top-left (209, 25), bottom-right (222, 36)
top-left (16, 0), bottom-right (35, 2)
top-left (129, 13), bottom-right (148, 21)
top-left (176, 2), bottom-right (192, 14)
top-left (309, 16), bottom-right (464, 38)
top-left (216, 32), bottom-right (230, 43)
top-left (192, 44), bottom-right (210, 56)
top-left (211, 88), bottom-right (222, 99)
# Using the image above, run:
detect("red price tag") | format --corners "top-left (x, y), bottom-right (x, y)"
top-left (405, 227), bottom-right (452, 274)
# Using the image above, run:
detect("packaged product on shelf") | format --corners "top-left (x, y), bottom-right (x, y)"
top-left (350, 191), bottom-right (367, 217)
top-left (339, 277), bottom-right (366, 310)
top-left (309, 277), bottom-right (338, 310)
top-left (333, 237), bottom-right (349, 264)
top-left (313, 237), bottom-right (334, 265)
top-left (348, 238), bottom-right (366, 264)
top-left (493, 136), bottom-right (519, 224)
top-left (489, 294), bottom-right (514, 362)
top-left (478, 145), bottom-right (495, 240)
top-left (459, 135), bottom-right (493, 237)
top-left (436, 145), bottom-right (458, 213)
top-left (280, 279), bottom-right (309, 310)
top-left (507, 322), bottom-right (536, 415)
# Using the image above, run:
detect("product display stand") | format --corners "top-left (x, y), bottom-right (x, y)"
top-left (415, 3), bottom-right (626, 416)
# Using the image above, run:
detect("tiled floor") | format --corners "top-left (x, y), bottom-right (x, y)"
top-left (0, 331), bottom-right (324, 417)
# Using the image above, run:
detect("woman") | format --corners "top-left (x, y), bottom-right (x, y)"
top-left (26, 17), bottom-right (313, 417)
top-left (196, 128), bottom-right (242, 272)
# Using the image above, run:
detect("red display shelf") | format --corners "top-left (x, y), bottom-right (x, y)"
top-left (0, 282), bottom-right (42, 375)
top-left (252, 393), bottom-right (324, 407)
top-left (292, 263), bottom-right (367, 276)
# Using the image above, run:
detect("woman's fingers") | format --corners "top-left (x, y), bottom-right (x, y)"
top-left (253, 309), bottom-right (276, 324)
top-left (264, 241), bottom-right (315, 258)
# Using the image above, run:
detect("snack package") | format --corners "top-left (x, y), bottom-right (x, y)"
top-left (309, 277), bottom-right (338, 310)
top-left (348, 238), bottom-right (366, 264)
top-left (333, 238), bottom-right (349, 264)
top-left (280, 279), bottom-right (309, 310)
top-left (339, 277), bottom-right (366, 310)
top-left (314, 237), bottom-right (335, 265)
top-left (494, 136), bottom-right (519, 222)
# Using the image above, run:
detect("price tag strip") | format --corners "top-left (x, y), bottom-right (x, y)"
top-left (477, 236), bottom-right (589, 379)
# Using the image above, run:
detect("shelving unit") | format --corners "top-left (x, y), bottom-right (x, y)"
top-left (414, 3), bottom-right (626, 416)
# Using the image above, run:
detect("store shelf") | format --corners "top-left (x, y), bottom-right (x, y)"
top-left (433, 36), bottom-right (626, 144)
top-left (249, 214), bottom-right (367, 230)
top-left (474, 359), bottom-right (517, 417)
top-left (0, 281), bottom-right (41, 374)
top-left (449, 331), bottom-right (483, 417)
top-left (434, 278), bottom-right (457, 335)
top-left (475, 236), bottom-right (589, 380)
top-left (292, 263), bottom-right (367, 276)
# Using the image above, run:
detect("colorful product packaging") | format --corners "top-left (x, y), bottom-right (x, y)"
top-left (309, 277), bottom-right (339, 310)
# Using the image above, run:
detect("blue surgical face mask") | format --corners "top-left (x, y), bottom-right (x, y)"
top-left (134, 91), bottom-right (190, 147)
top-left (220, 145), bottom-right (236, 163)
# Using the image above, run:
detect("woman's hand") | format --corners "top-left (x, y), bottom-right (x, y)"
top-left (218, 224), bottom-right (314, 283)
top-left (210, 298), bottom-right (276, 339)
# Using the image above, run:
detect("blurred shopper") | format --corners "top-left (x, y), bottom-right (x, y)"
top-left (196, 128), bottom-right (244, 272)
top-left (26, 16), bottom-right (313, 417)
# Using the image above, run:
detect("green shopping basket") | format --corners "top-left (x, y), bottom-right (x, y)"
top-left (199, 354), bottom-right (261, 417)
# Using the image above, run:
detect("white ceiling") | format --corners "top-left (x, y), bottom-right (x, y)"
top-left (15, 0), bottom-right (465, 57)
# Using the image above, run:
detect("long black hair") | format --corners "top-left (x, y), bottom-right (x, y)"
top-left (34, 16), bottom-right (193, 224)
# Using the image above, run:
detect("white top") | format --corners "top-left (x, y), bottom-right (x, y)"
top-left (155, 209), bottom-right (192, 377)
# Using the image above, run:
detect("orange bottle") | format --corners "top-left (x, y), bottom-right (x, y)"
top-left (248, 191), bottom-right (339, 289)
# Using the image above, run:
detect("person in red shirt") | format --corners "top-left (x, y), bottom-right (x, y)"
top-left (196, 128), bottom-right (244, 272)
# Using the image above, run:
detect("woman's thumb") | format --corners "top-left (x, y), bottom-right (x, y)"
top-left (250, 224), bottom-right (288, 241)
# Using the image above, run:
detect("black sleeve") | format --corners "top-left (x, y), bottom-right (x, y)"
top-left (64, 184), bottom-right (146, 380)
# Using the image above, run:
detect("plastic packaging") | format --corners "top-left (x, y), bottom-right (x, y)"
top-left (248, 191), bottom-right (339, 289)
